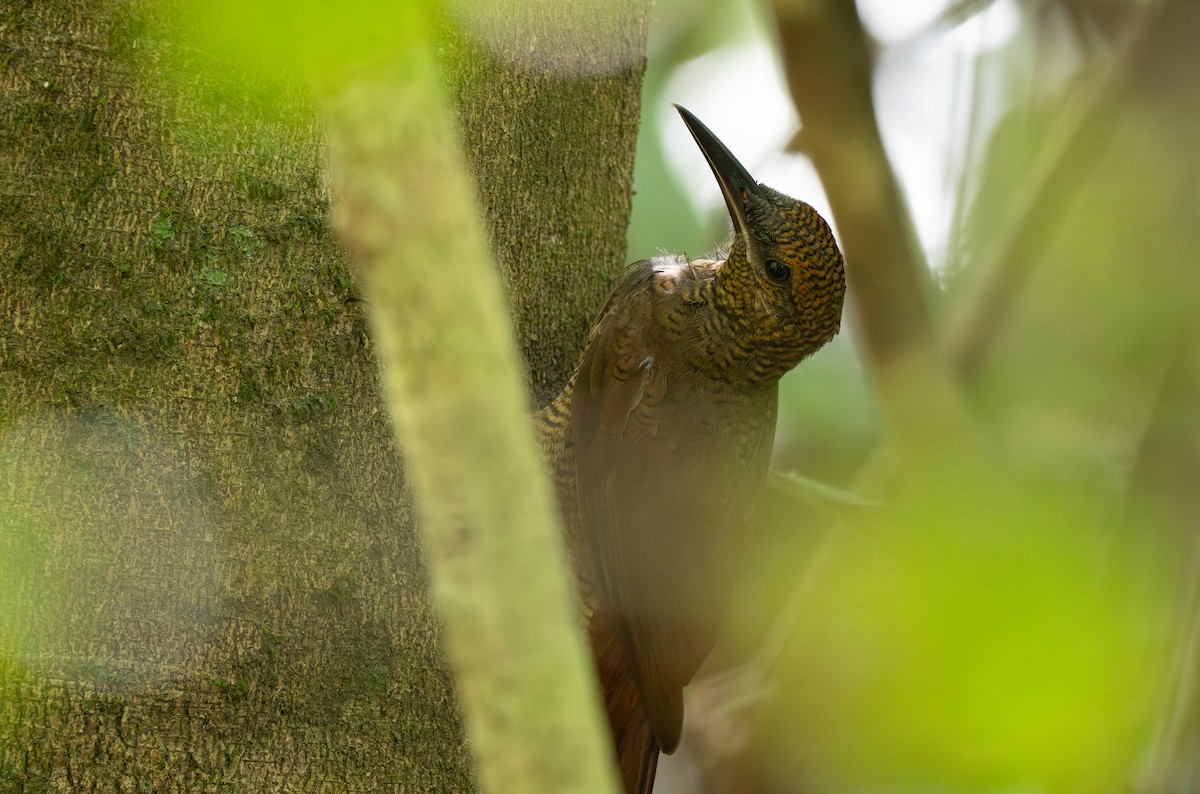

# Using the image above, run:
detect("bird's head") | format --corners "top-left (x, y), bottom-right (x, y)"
top-left (675, 105), bottom-right (846, 381)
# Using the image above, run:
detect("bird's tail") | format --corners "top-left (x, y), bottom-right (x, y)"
top-left (590, 615), bottom-right (661, 794)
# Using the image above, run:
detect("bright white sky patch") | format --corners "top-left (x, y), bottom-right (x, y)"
top-left (662, 43), bottom-right (833, 233)
top-left (857, 0), bottom-right (953, 43)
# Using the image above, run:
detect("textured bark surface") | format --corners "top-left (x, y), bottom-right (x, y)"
top-left (0, 1), bottom-right (468, 789)
top-left (441, 2), bottom-right (648, 406)
top-left (0, 0), bottom-right (646, 789)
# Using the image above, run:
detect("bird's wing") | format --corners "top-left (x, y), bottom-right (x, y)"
top-left (571, 280), bottom-right (776, 753)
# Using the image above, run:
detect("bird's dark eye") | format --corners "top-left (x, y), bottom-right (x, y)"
top-left (764, 259), bottom-right (792, 284)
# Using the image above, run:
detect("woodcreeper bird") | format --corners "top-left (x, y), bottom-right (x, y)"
top-left (535, 105), bottom-right (846, 793)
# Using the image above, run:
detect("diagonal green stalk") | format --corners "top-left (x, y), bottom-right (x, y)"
top-left (325, 43), bottom-right (618, 794)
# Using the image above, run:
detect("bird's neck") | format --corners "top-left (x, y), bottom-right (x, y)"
top-left (645, 256), bottom-right (786, 387)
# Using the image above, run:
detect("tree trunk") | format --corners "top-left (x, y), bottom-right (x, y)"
top-left (441, 3), bottom-right (648, 404)
top-left (0, 0), bottom-right (646, 789)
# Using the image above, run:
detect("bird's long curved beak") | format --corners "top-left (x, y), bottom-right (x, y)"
top-left (674, 104), bottom-right (766, 239)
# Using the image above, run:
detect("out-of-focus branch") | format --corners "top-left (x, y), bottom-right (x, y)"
top-left (1124, 332), bottom-right (1200, 792)
top-left (769, 0), bottom-right (966, 442)
top-left (325, 27), bottom-right (617, 794)
top-left (942, 4), bottom-right (1158, 382)
top-left (943, 76), bottom-right (1118, 380)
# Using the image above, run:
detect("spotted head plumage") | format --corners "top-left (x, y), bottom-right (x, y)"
top-left (674, 105), bottom-right (846, 381)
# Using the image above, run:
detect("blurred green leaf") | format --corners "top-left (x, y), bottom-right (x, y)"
top-left (181, 0), bottom-right (434, 84)
top-left (757, 454), bottom-right (1170, 791)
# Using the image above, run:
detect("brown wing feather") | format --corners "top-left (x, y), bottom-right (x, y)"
top-left (572, 274), bottom-right (778, 753)
top-left (590, 611), bottom-right (661, 794)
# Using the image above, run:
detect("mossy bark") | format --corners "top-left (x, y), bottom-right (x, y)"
top-left (0, 0), bottom-right (647, 789)
top-left (441, 13), bottom-right (648, 406)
